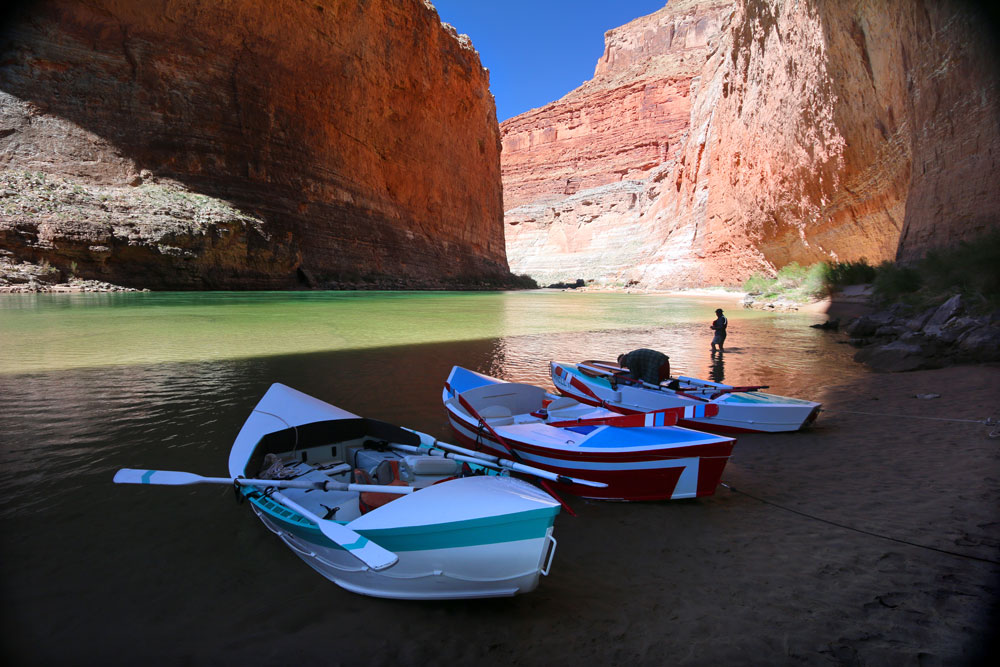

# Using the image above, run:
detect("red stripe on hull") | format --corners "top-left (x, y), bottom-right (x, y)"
top-left (553, 387), bottom-right (800, 434)
top-left (446, 423), bottom-right (732, 502)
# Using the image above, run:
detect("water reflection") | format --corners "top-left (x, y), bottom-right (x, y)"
top-left (709, 350), bottom-right (725, 384)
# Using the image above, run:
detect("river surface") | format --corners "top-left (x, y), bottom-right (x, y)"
top-left (0, 290), bottom-right (869, 663)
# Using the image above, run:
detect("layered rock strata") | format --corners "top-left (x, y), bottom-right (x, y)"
top-left (1, 0), bottom-right (507, 289)
top-left (502, 0), bottom-right (1000, 288)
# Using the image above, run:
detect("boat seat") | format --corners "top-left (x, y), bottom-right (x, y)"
top-left (477, 404), bottom-right (514, 426)
top-left (546, 396), bottom-right (578, 412)
top-left (402, 454), bottom-right (461, 488)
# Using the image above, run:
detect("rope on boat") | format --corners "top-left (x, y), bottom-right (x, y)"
top-left (719, 482), bottom-right (1000, 566)
top-left (254, 408), bottom-right (301, 449)
top-left (820, 409), bottom-right (1000, 438)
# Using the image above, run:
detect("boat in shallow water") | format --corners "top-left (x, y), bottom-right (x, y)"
top-left (118, 383), bottom-right (561, 600)
top-left (443, 366), bottom-right (736, 502)
top-left (551, 360), bottom-right (822, 434)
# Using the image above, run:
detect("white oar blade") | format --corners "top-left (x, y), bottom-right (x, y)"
top-left (271, 490), bottom-right (399, 571)
top-left (320, 521), bottom-right (398, 571)
top-left (113, 469), bottom-right (203, 486)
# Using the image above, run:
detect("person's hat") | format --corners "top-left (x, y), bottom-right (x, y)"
top-left (715, 308), bottom-right (724, 314)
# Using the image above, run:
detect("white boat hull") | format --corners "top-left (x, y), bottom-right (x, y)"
top-left (551, 362), bottom-right (821, 434)
top-left (257, 508), bottom-right (555, 599)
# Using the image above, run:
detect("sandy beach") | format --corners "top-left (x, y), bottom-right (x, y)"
top-left (202, 364), bottom-right (999, 665)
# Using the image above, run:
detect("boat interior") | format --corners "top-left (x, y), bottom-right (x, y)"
top-left (242, 418), bottom-right (468, 522)
top-left (449, 382), bottom-right (590, 426)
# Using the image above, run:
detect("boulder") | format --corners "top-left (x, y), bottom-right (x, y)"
top-left (846, 310), bottom-right (898, 337)
top-left (904, 306), bottom-right (938, 331)
top-left (926, 313), bottom-right (981, 341)
top-left (923, 294), bottom-right (964, 330)
top-left (855, 340), bottom-right (930, 372)
top-left (957, 325), bottom-right (1000, 361)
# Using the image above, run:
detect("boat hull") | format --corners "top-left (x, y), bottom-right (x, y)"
top-left (253, 505), bottom-right (556, 600)
top-left (551, 362), bottom-right (821, 434)
top-left (443, 390), bottom-right (734, 502)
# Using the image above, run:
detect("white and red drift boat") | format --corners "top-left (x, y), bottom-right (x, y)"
top-left (551, 360), bottom-right (822, 434)
top-left (443, 366), bottom-right (736, 502)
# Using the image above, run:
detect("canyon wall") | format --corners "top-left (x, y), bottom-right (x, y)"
top-left (501, 0), bottom-right (1000, 287)
top-left (0, 0), bottom-right (507, 289)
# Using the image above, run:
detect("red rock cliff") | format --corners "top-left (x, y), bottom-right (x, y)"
top-left (501, 0), bottom-right (1000, 287)
top-left (0, 0), bottom-right (507, 289)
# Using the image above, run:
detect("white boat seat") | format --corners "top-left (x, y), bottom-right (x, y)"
top-left (546, 397), bottom-right (578, 412)
top-left (404, 455), bottom-right (461, 476)
top-left (403, 455), bottom-right (462, 488)
top-left (477, 404), bottom-right (515, 426)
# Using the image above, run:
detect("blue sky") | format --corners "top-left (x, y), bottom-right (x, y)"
top-left (431, 1), bottom-right (669, 122)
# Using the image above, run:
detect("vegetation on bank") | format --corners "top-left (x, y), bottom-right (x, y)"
top-left (742, 228), bottom-right (1000, 313)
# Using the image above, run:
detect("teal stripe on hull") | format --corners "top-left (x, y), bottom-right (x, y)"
top-left (249, 494), bottom-right (557, 552)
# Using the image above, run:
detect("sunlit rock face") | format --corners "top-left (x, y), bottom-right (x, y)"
top-left (502, 0), bottom-right (1000, 287)
top-left (0, 0), bottom-right (507, 289)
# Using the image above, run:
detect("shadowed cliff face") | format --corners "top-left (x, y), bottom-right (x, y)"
top-left (0, 0), bottom-right (507, 289)
top-left (502, 0), bottom-right (1000, 288)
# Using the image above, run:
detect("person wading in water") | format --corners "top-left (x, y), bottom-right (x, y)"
top-left (711, 308), bottom-right (728, 352)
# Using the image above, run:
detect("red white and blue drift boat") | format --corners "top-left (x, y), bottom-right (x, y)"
top-left (443, 366), bottom-right (736, 502)
top-left (115, 383), bottom-right (565, 600)
top-left (551, 360), bottom-right (822, 434)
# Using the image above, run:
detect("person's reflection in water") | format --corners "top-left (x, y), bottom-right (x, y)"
top-left (709, 349), bottom-right (725, 384)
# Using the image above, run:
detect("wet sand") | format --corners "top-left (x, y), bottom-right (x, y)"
top-left (342, 364), bottom-right (997, 665)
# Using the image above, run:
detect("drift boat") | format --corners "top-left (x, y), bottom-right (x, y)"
top-left (443, 366), bottom-right (736, 502)
top-left (115, 383), bottom-right (563, 600)
top-left (551, 360), bottom-right (822, 434)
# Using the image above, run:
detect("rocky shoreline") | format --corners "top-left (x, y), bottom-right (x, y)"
top-left (841, 294), bottom-right (1000, 372)
top-left (0, 252), bottom-right (145, 293)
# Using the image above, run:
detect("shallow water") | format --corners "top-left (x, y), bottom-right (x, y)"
top-left (0, 290), bottom-right (869, 662)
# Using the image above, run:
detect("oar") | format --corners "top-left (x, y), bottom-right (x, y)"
top-left (113, 468), bottom-right (414, 495)
top-left (113, 469), bottom-right (400, 571)
top-left (389, 442), bottom-right (608, 489)
top-left (454, 392), bottom-right (578, 516)
top-left (268, 490), bottom-right (398, 571)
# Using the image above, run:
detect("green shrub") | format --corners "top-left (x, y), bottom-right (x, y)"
top-left (743, 272), bottom-right (774, 294)
top-left (919, 228), bottom-right (1000, 305)
top-left (872, 261), bottom-right (922, 302)
top-left (776, 262), bottom-right (809, 286)
top-left (824, 259), bottom-right (877, 286)
top-left (802, 262), bottom-right (829, 298)
top-left (510, 273), bottom-right (539, 289)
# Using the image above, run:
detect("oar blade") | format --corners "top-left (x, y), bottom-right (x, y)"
top-left (320, 521), bottom-right (398, 571)
top-left (113, 468), bottom-right (203, 486)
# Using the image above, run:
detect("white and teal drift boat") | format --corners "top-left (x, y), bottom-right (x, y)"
top-left (117, 383), bottom-right (561, 600)
top-left (551, 360), bottom-right (822, 434)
